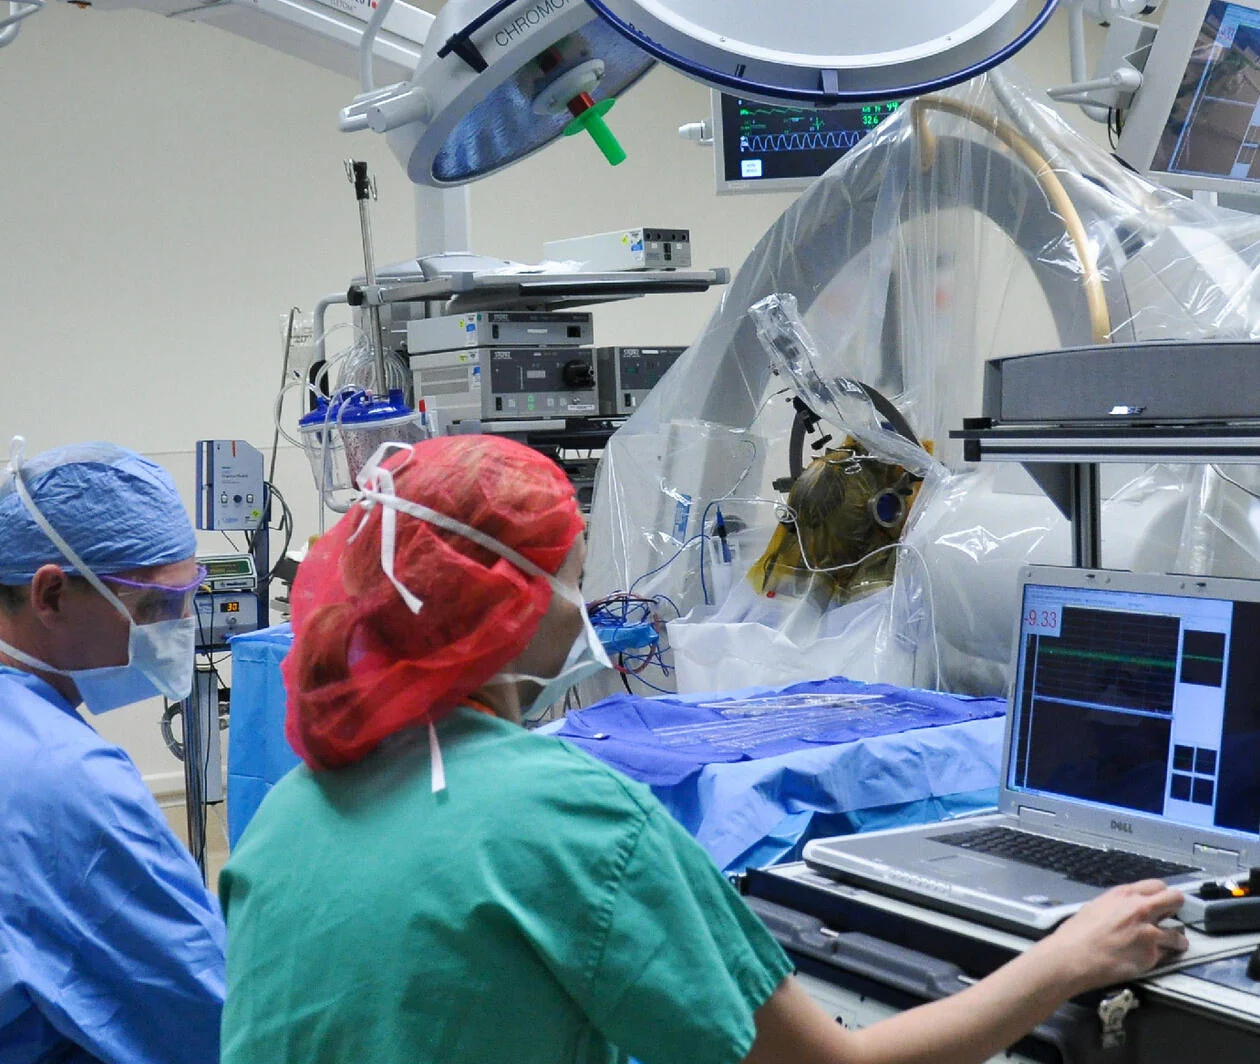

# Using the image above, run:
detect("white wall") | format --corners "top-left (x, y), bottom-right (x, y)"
top-left (0, 4), bottom-right (1106, 788)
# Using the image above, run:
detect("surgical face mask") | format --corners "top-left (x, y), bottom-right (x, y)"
top-left (487, 584), bottom-right (612, 724)
top-left (0, 441), bottom-right (198, 713)
top-left (0, 617), bottom-right (198, 715)
top-left (355, 444), bottom-right (610, 784)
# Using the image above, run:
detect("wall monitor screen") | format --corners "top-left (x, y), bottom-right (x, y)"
top-left (713, 93), bottom-right (900, 195)
top-left (1154, 1), bottom-right (1260, 183)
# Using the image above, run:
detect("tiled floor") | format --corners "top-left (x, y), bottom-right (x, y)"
top-left (161, 800), bottom-right (231, 894)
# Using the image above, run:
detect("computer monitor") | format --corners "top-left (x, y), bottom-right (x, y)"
top-left (1118, 0), bottom-right (1260, 196)
top-left (712, 91), bottom-right (901, 196)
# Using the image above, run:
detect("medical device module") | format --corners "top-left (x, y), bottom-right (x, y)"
top-left (405, 311), bottom-right (593, 353)
top-left (544, 228), bottom-right (692, 271)
top-left (411, 347), bottom-right (599, 425)
top-left (182, 446), bottom-right (273, 880)
top-left (595, 346), bottom-right (686, 415)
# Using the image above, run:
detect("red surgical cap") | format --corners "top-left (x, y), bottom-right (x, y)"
top-left (284, 435), bottom-right (584, 770)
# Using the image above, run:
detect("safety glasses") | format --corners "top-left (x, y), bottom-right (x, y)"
top-left (101, 566), bottom-right (208, 624)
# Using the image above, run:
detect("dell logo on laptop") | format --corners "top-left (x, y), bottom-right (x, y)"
top-left (1111, 820), bottom-right (1134, 834)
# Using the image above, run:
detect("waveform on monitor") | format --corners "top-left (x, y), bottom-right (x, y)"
top-left (741, 129), bottom-right (866, 153)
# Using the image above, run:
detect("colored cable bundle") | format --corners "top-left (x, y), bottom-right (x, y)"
top-left (587, 592), bottom-right (679, 695)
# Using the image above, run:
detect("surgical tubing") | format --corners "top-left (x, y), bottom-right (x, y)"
top-left (911, 96), bottom-right (1112, 344)
top-left (312, 292), bottom-right (350, 371)
top-left (273, 346), bottom-right (357, 450)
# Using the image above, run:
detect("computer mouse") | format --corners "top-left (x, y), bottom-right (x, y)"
top-left (1247, 944), bottom-right (1260, 982)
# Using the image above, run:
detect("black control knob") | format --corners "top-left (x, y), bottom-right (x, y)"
top-left (561, 359), bottom-right (595, 389)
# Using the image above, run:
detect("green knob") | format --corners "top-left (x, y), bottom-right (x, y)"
top-left (563, 98), bottom-right (627, 167)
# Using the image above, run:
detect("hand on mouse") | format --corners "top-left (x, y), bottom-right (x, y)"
top-left (760, 881), bottom-right (1189, 1064)
top-left (1030, 880), bottom-right (1188, 993)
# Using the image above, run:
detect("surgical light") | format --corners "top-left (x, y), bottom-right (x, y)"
top-left (351, 0), bottom-right (1063, 188)
top-left (351, 0), bottom-right (655, 186)
top-left (585, 0), bottom-right (1062, 106)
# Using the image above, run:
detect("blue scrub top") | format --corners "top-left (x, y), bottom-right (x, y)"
top-left (0, 668), bottom-right (225, 1064)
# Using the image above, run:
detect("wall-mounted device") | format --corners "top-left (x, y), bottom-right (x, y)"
top-left (595, 345), bottom-right (686, 415)
top-left (712, 92), bottom-right (901, 195)
top-left (1118, 0), bottom-right (1260, 196)
top-left (196, 440), bottom-right (266, 531)
top-left (544, 227), bottom-right (692, 271)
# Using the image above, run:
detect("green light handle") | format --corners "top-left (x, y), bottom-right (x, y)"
top-left (563, 98), bottom-right (626, 167)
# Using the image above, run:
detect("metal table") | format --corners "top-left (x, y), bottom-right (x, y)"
top-left (350, 267), bottom-right (730, 314)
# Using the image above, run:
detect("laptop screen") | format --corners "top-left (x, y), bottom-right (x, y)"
top-left (1007, 581), bottom-right (1260, 841)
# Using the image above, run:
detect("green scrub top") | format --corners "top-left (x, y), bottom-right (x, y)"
top-left (220, 708), bottom-right (793, 1064)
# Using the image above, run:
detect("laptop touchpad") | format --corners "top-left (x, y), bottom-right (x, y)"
top-left (924, 854), bottom-right (1004, 879)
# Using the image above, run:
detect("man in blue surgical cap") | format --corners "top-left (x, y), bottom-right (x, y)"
top-left (0, 438), bottom-right (225, 1064)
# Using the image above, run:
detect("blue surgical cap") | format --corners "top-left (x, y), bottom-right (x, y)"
top-left (0, 442), bottom-right (196, 584)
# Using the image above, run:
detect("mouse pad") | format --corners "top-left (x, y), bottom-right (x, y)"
top-left (1182, 954), bottom-right (1260, 997)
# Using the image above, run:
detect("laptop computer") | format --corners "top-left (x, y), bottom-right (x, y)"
top-left (804, 565), bottom-right (1260, 936)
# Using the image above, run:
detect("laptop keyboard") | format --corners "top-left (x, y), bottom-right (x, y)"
top-left (932, 826), bottom-right (1198, 889)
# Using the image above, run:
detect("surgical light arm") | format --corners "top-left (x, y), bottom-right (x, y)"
top-left (54, 0), bottom-right (432, 85)
top-left (0, 0), bottom-right (43, 48)
top-left (1050, 0), bottom-right (1162, 120)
